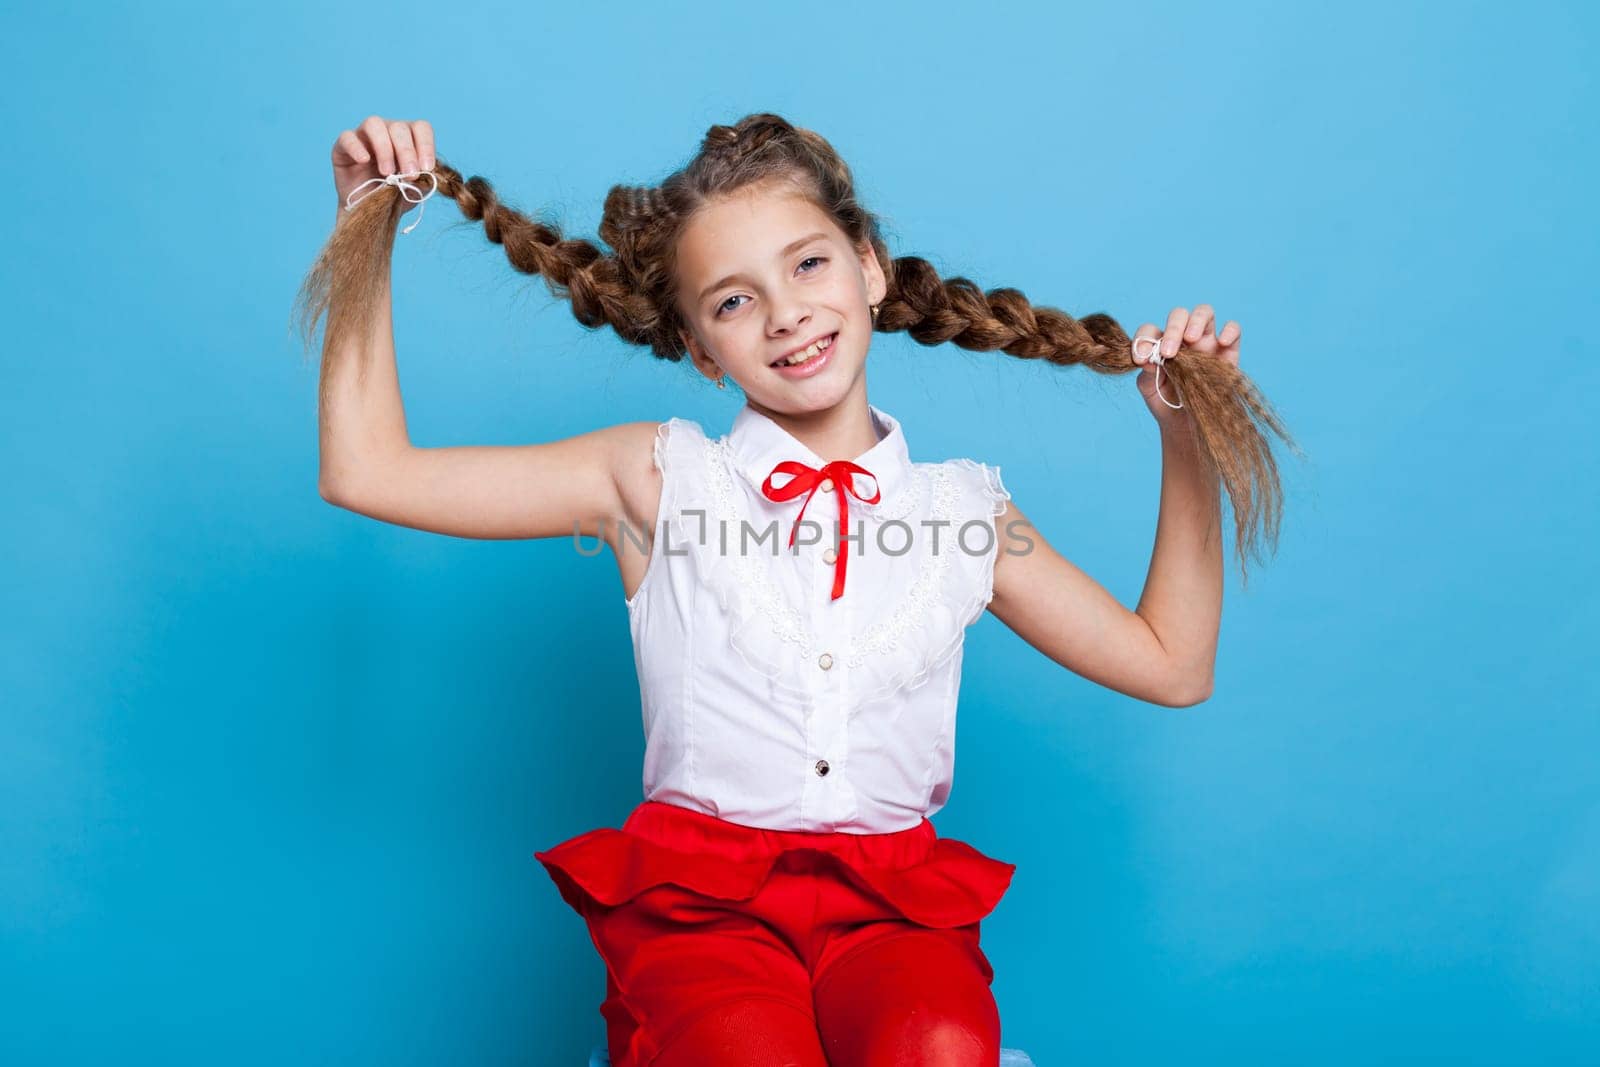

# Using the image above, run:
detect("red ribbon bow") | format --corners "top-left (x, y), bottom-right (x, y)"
top-left (761, 459), bottom-right (881, 600)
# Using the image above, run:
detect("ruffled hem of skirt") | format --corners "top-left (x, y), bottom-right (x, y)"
top-left (533, 821), bottom-right (1016, 930)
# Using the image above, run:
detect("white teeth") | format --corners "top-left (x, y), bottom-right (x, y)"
top-left (777, 333), bottom-right (834, 367)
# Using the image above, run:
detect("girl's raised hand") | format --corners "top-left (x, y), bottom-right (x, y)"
top-left (1132, 304), bottom-right (1242, 431)
top-left (331, 116), bottom-right (437, 214)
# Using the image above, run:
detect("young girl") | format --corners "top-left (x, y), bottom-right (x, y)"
top-left (295, 112), bottom-right (1293, 1067)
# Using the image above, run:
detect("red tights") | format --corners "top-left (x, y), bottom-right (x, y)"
top-left (642, 924), bottom-right (1001, 1066)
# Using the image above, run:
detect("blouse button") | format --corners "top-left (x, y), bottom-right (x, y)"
top-left (819, 477), bottom-right (834, 493)
top-left (815, 759), bottom-right (830, 776)
top-left (822, 547), bottom-right (837, 565)
top-left (818, 652), bottom-right (834, 670)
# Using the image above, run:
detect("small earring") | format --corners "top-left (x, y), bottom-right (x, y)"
top-left (871, 303), bottom-right (880, 322)
top-left (716, 375), bottom-right (727, 390)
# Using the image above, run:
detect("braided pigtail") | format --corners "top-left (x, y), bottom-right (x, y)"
top-left (877, 258), bottom-right (1301, 585)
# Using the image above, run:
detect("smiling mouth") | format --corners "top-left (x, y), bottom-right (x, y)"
top-left (771, 332), bottom-right (837, 367)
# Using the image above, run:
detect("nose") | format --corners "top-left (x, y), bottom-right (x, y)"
top-left (766, 290), bottom-right (812, 336)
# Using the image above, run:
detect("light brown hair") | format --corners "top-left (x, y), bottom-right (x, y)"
top-left (294, 112), bottom-right (1300, 583)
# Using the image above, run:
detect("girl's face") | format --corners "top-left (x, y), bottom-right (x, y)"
top-left (674, 184), bottom-right (886, 413)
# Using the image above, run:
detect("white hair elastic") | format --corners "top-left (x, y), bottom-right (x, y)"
top-left (343, 170), bottom-right (439, 235)
top-left (1132, 335), bottom-right (1185, 410)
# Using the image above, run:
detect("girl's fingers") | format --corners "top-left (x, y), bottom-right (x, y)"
top-left (1132, 323), bottom-right (1161, 364)
top-left (412, 118), bottom-right (436, 171)
top-left (1162, 307), bottom-right (1189, 357)
top-left (1184, 304), bottom-right (1214, 343)
top-left (333, 129), bottom-right (370, 166)
top-left (388, 119), bottom-right (418, 175)
top-left (360, 115), bottom-right (396, 176)
top-left (1219, 321), bottom-right (1240, 346)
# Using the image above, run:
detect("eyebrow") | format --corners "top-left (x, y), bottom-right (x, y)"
top-left (697, 231), bottom-right (831, 304)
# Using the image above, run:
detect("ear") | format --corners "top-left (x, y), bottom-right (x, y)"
top-left (678, 327), bottom-right (722, 382)
top-left (856, 240), bottom-right (888, 308)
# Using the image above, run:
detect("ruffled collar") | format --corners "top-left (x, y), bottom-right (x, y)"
top-left (725, 401), bottom-right (912, 511)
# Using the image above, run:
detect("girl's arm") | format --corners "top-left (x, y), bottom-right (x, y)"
top-left (316, 116), bottom-right (660, 549)
top-left (987, 424), bottom-right (1222, 708)
top-left (317, 257), bottom-right (659, 544)
top-left (986, 307), bottom-right (1235, 707)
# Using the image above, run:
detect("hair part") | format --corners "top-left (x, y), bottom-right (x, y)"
top-left (293, 112), bottom-right (1301, 584)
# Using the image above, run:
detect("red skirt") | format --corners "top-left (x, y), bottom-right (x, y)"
top-left (534, 800), bottom-right (1016, 1065)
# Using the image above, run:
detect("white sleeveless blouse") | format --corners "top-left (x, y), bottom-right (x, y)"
top-left (622, 402), bottom-right (1011, 833)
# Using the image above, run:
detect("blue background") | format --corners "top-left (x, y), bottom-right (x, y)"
top-left (3, 1), bottom-right (1595, 1063)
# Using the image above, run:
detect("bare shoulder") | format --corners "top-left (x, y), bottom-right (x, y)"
top-left (608, 419), bottom-right (667, 534)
